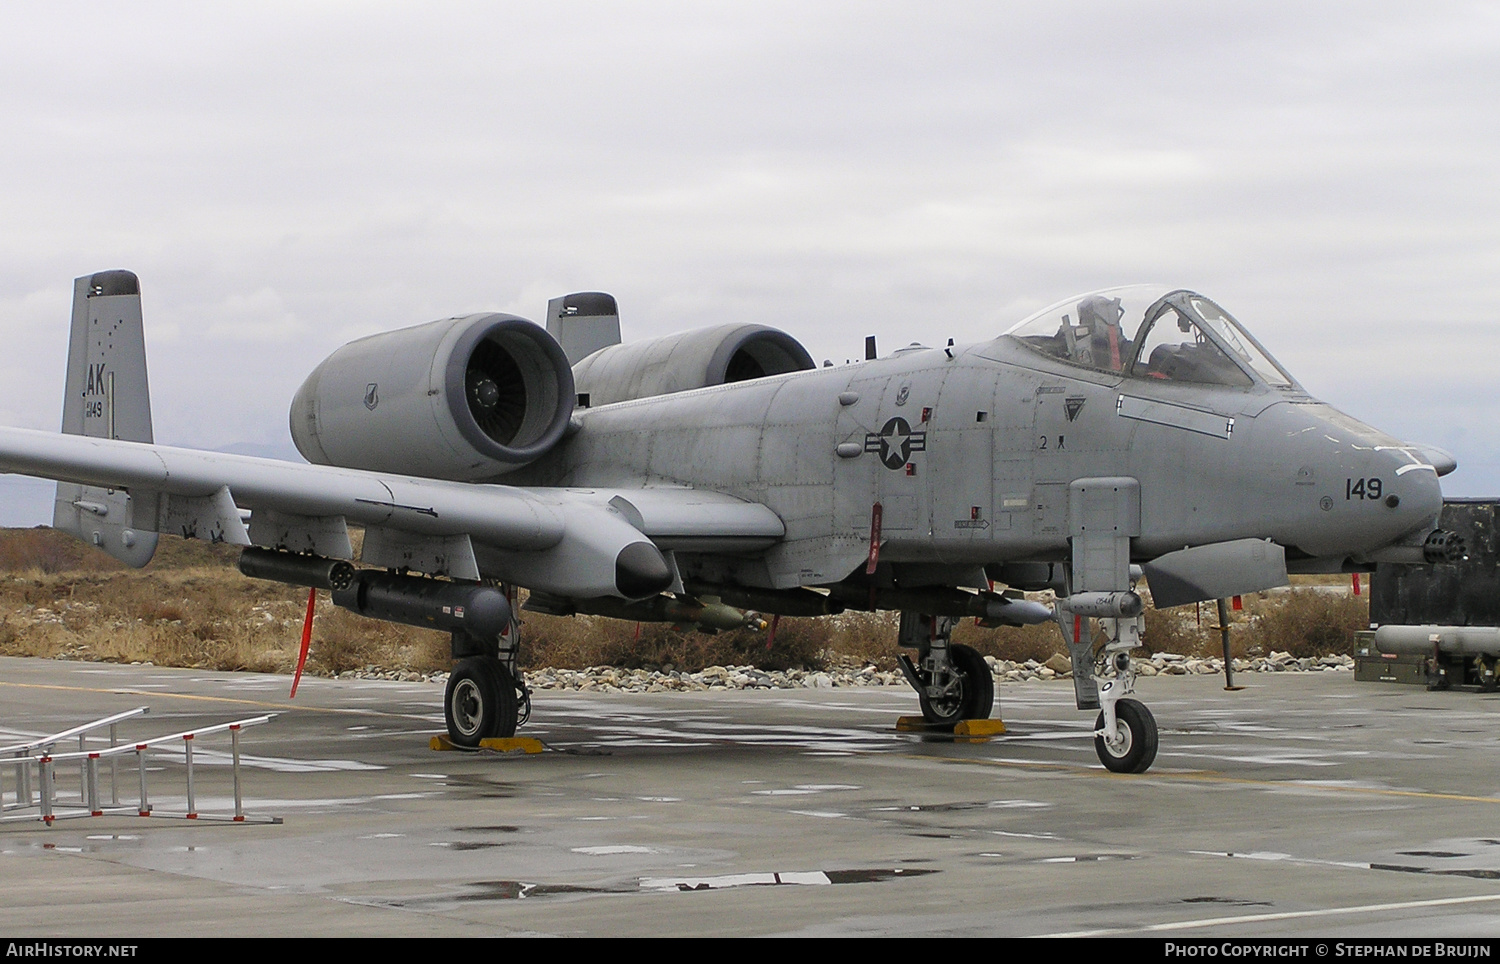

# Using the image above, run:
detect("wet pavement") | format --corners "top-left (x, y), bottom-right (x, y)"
top-left (3, 656), bottom-right (1500, 937)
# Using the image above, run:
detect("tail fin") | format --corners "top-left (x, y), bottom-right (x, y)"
top-left (546, 291), bottom-right (620, 368)
top-left (52, 270), bottom-right (160, 567)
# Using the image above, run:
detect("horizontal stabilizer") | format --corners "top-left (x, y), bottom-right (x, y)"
top-left (1141, 538), bottom-right (1288, 608)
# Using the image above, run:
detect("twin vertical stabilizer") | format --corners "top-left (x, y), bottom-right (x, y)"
top-left (52, 270), bottom-right (160, 567)
top-left (546, 291), bottom-right (620, 367)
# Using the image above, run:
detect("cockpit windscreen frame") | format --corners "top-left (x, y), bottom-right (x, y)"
top-left (1005, 286), bottom-right (1302, 392)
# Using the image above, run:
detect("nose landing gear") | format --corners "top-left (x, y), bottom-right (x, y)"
top-left (1057, 584), bottom-right (1161, 773)
top-left (1094, 689), bottom-right (1158, 774)
top-left (1089, 620), bottom-right (1158, 773)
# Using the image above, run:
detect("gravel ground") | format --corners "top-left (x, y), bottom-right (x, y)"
top-left (322, 649), bottom-right (1357, 689)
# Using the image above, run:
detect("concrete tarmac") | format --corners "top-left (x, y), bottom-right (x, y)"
top-left (3, 655), bottom-right (1500, 938)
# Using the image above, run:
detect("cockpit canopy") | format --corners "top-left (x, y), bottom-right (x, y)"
top-left (1005, 285), bottom-right (1297, 389)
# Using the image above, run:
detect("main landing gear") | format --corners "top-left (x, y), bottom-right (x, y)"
top-left (445, 656), bottom-right (523, 746)
top-left (896, 613), bottom-right (996, 725)
top-left (444, 592), bottom-right (531, 748)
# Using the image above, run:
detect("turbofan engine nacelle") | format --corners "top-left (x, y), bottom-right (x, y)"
top-left (571, 323), bottom-right (815, 407)
top-left (290, 313), bottom-right (574, 480)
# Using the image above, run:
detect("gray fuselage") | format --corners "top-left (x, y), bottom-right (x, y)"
top-left (509, 334), bottom-right (1444, 591)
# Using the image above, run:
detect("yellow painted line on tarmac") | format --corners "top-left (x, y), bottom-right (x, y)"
top-left (943, 755), bottom-right (1500, 805)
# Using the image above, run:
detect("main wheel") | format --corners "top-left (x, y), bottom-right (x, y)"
top-left (1094, 697), bottom-right (1158, 773)
top-left (445, 656), bottom-right (519, 747)
top-left (918, 644), bottom-right (996, 725)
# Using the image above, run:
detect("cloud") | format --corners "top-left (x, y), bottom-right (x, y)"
top-left (0, 1), bottom-right (1495, 495)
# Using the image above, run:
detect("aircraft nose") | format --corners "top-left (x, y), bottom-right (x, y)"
top-left (1373, 443), bottom-right (1445, 531)
top-left (1322, 435), bottom-right (1447, 562)
top-left (1286, 404), bottom-right (1448, 558)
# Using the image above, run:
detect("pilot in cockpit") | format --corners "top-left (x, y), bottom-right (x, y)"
top-left (1045, 294), bottom-right (1133, 371)
top-left (1076, 295), bottom-right (1129, 373)
top-left (1010, 286), bottom-right (1292, 389)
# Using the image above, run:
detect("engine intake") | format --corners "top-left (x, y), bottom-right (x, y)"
top-left (290, 313), bottom-right (574, 480)
top-left (571, 323), bottom-right (815, 407)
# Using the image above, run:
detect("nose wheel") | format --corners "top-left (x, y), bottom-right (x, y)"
top-left (1094, 697), bottom-right (1158, 773)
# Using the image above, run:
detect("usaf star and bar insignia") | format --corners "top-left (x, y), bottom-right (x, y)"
top-left (865, 416), bottom-right (927, 470)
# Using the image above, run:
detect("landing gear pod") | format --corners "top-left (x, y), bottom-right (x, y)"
top-left (331, 570), bottom-right (513, 644)
top-left (290, 313), bottom-right (575, 480)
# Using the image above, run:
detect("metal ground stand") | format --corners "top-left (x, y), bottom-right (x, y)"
top-left (2, 708), bottom-right (281, 826)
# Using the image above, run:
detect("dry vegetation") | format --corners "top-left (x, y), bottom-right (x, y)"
top-left (1134, 586), bottom-right (1370, 659)
top-left (0, 529), bottom-right (449, 676)
top-left (0, 527), bottom-right (1370, 677)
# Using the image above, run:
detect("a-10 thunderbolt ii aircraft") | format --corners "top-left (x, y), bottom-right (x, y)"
top-left (0, 271), bottom-right (1464, 773)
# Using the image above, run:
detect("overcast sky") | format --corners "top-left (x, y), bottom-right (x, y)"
top-left (1, 2), bottom-right (1497, 524)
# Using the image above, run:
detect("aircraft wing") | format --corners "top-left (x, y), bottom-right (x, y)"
top-left (0, 426), bottom-right (784, 598)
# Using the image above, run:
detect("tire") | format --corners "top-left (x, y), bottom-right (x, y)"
top-left (1094, 697), bottom-right (1158, 773)
top-left (918, 644), bottom-right (995, 725)
top-left (445, 656), bottom-right (519, 747)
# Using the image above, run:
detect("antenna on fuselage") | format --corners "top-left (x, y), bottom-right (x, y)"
top-left (865, 335), bottom-right (877, 361)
